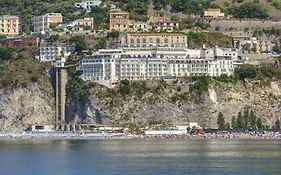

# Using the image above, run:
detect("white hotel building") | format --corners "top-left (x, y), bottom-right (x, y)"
top-left (77, 46), bottom-right (243, 88)
top-left (35, 43), bottom-right (75, 62)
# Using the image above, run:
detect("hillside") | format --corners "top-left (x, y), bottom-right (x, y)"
top-left (2, 0), bottom-right (281, 34)
top-left (214, 0), bottom-right (281, 19)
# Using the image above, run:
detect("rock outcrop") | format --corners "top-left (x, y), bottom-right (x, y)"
top-left (1, 79), bottom-right (280, 131)
top-left (67, 80), bottom-right (281, 128)
top-left (0, 84), bottom-right (55, 131)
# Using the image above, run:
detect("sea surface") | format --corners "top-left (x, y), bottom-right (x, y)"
top-left (0, 139), bottom-right (280, 175)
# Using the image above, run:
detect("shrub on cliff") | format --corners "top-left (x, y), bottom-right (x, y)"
top-left (234, 64), bottom-right (257, 80)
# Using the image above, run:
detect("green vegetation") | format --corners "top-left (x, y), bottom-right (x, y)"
top-left (189, 76), bottom-right (210, 95)
top-left (194, 21), bottom-right (210, 30)
top-left (122, 0), bottom-right (149, 21)
top-left (187, 32), bottom-right (232, 48)
top-left (218, 108), bottom-right (276, 129)
top-left (170, 92), bottom-right (190, 102)
top-left (107, 31), bottom-right (120, 39)
top-left (234, 64), bottom-right (257, 80)
top-left (96, 37), bottom-right (107, 49)
top-left (66, 77), bottom-right (90, 101)
top-left (232, 108), bottom-right (262, 129)
top-left (47, 34), bottom-right (60, 43)
top-left (273, 118), bottom-right (280, 129)
top-left (227, 2), bottom-right (268, 19)
top-left (153, 0), bottom-right (213, 15)
top-left (215, 74), bottom-right (236, 83)
top-left (217, 112), bottom-right (226, 129)
top-left (179, 19), bottom-right (194, 30)
top-left (118, 79), bottom-right (150, 98)
top-left (69, 35), bottom-right (87, 54)
top-left (88, 7), bottom-right (110, 30)
top-left (0, 0), bottom-right (77, 33)
top-left (0, 47), bottom-right (50, 88)
top-left (270, 0), bottom-right (281, 10)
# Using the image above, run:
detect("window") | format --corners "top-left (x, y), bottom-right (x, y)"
top-left (156, 38), bottom-right (160, 43)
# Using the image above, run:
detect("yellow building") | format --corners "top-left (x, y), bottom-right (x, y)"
top-left (33, 13), bottom-right (63, 33)
top-left (109, 11), bottom-right (129, 32)
top-left (204, 8), bottom-right (224, 18)
top-left (75, 17), bottom-right (94, 30)
top-left (0, 15), bottom-right (19, 36)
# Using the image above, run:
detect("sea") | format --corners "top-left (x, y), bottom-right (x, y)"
top-left (0, 139), bottom-right (280, 175)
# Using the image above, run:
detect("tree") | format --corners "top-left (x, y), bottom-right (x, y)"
top-left (273, 118), bottom-right (280, 129)
top-left (249, 110), bottom-right (257, 129)
top-left (231, 116), bottom-right (237, 129)
top-left (96, 37), bottom-right (107, 49)
top-left (256, 118), bottom-right (263, 129)
top-left (225, 123), bottom-right (231, 130)
top-left (236, 111), bottom-right (243, 128)
top-left (107, 31), bottom-right (120, 39)
top-left (217, 112), bottom-right (225, 129)
top-left (227, 2), bottom-right (268, 19)
top-left (47, 34), bottom-right (60, 43)
top-left (119, 79), bottom-right (131, 95)
top-left (234, 64), bottom-right (257, 80)
top-left (69, 36), bottom-right (87, 53)
top-left (243, 108), bottom-right (249, 128)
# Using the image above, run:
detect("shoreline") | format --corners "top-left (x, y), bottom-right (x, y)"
top-left (0, 131), bottom-right (280, 140)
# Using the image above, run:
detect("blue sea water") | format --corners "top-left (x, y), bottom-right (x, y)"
top-left (0, 139), bottom-right (280, 175)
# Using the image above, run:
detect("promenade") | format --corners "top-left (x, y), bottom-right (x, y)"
top-left (0, 130), bottom-right (280, 140)
top-left (0, 131), bottom-right (131, 140)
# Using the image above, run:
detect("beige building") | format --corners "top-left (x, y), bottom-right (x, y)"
top-left (152, 19), bottom-right (179, 32)
top-left (121, 33), bottom-right (188, 48)
top-left (109, 11), bottom-right (129, 32)
top-left (0, 15), bottom-right (19, 36)
top-left (204, 8), bottom-right (224, 18)
top-left (33, 13), bottom-right (63, 33)
top-left (75, 17), bottom-right (94, 31)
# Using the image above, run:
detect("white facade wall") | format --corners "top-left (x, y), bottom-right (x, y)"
top-left (78, 47), bottom-right (241, 87)
top-left (75, 0), bottom-right (101, 12)
top-left (36, 45), bottom-right (74, 62)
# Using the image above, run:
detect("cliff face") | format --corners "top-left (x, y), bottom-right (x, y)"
top-left (0, 84), bottom-right (55, 131)
top-left (67, 80), bottom-right (281, 128)
top-left (1, 80), bottom-right (280, 131)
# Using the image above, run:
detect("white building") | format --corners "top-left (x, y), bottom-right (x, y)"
top-left (77, 47), bottom-right (242, 87)
top-left (75, 0), bottom-right (101, 12)
top-left (33, 13), bottom-right (63, 34)
top-left (35, 43), bottom-right (74, 62)
top-left (129, 21), bottom-right (149, 32)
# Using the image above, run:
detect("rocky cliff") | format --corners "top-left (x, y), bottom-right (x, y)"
top-left (0, 84), bottom-right (55, 131)
top-left (1, 79), bottom-right (280, 131)
top-left (67, 80), bottom-right (281, 129)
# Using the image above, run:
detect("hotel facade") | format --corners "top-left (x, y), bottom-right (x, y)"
top-left (77, 46), bottom-right (242, 88)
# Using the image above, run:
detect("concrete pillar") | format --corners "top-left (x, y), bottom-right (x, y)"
top-left (55, 68), bottom-right (68, 124)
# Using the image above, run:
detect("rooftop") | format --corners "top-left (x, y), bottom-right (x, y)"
top-left (126, 32), bottom-right (186, 36)
top-left (0, 15), bottom-right (19, 19)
